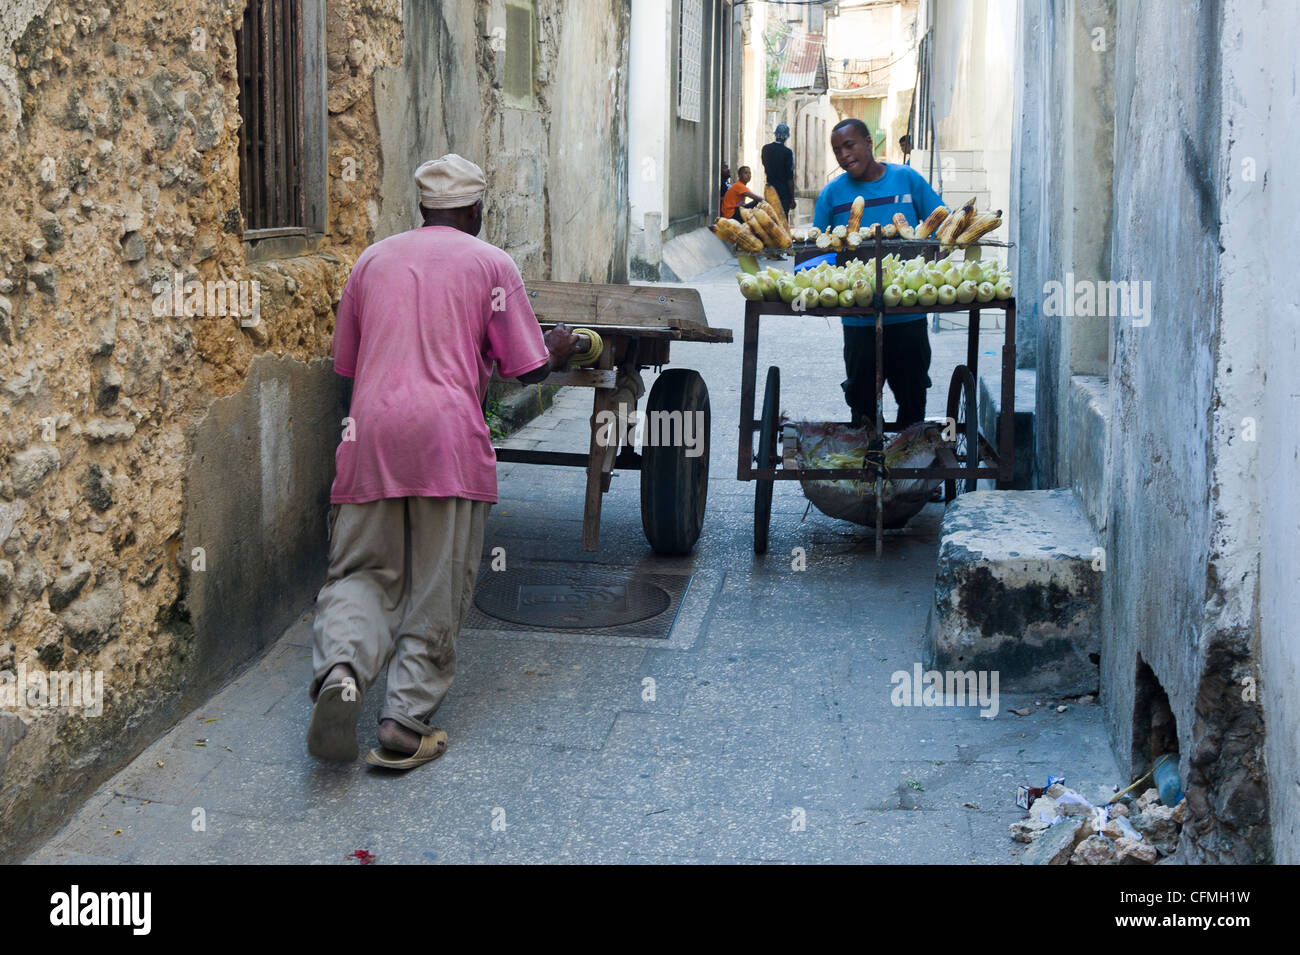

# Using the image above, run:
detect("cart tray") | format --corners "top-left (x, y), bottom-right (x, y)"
top-left (786, 419), bottom-right (946, 528)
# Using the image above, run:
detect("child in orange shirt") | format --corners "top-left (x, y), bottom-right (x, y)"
top-left (721, 166), bottom-right (764, 220)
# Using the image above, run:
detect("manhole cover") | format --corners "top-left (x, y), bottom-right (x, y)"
top-left (472, 567), bottom-right (677, 632)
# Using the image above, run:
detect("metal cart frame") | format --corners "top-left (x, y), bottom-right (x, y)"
top-left (736, 238), bottom-right (1017, 557)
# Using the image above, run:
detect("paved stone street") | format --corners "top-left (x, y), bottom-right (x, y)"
top-left (27, 264), bottom-right (1118, 865)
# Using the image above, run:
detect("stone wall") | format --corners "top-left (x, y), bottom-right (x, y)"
top-left (0, 0), bottom-right (404, 862)
top-left (0, 0), bottom-right (633, 863)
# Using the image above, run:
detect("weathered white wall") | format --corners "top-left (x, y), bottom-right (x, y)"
top-left (919, 0), bottom-right (1014, 217)
top-left (1220, 0), bottom-right (1300, 864)
top-left (374, 0), bottom-right (630, 283)
top-left (1013, 0), bottom-right (1289, 862)
top-left (740, 0), bottom-right (767, 182)
top-left (628, 0), bottom-right (670, 234)
top-left (1010, 0), bottom-right (1113, 485)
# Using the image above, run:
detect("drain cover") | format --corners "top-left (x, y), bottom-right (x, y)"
top-left (473, 567), bottom-right (675, 631)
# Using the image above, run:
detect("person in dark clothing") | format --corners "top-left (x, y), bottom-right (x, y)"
top-left (841, 319), bottom-right (932, 430)
top-left (813, 118), bottom-right (944, 430)
top-left (761, 123), bottom-right (795, 219)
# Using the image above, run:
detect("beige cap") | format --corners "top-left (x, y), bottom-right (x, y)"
top-left (414, 154), bottom-right (487, 209)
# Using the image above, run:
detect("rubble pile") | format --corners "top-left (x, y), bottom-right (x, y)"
top-left (1012, 784), bottom-right (1187, 865)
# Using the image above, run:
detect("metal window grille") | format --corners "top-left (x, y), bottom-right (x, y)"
top-left (236, 0), bottom-right (305, 233)
top-left (678, 0), bottom-right (702, 123)
top-left (504, 1), bottom-right (536, 106)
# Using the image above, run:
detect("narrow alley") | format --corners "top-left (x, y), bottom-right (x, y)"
top-left (25, 265), bottom-right (1119, 864)
top-left (0, 0), bottom-right (1293, 905)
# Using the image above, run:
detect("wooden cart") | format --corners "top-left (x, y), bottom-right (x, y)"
top-left (737, 239), bottom-right (1017, 557)
top-left (494, 281), bottom-right (732, 554)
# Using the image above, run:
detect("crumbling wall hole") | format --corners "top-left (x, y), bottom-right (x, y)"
top-left (1132, 654), bottom-right (1178, 772)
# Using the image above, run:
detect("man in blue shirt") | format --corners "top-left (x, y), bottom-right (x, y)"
top-left (813, 118), bottom-right (944, 430)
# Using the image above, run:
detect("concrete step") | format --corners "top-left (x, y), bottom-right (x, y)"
top-left (926, 489), bottom-right (1101, 695)
top-left (911, 148), bottom-right (984, 172)
top-left (940, 169), bottom-right (989, 194)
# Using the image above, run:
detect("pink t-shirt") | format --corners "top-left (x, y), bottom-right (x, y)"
top-left (329, 225), bottom-right (548, 504)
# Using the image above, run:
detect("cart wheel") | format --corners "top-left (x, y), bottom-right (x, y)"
top-left (754, 365), bottom-right (780, 555)
top-left (641, 369), bottom-right (711, 555)
top-left (945, 364), bottom-right (979, 503)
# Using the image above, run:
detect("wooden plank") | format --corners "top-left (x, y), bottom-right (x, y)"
top-left (526, 282), bottom-right (597, 325)
top-left (596, 286), bottom-right (707, 329)
top-left (489, 368), bottom-right (615, 389)
top-left (525, 280), bottom-right (710, 331)
top-left (545, 368), bottom-right (615, 389)
top-left (580, 346), bottom-right (615, 551)
top-left (494, 449), bottom-right (589, 467)
top-left (535, 323), bottom-right (732, 344)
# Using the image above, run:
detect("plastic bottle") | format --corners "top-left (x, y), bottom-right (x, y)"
top-left (1152, 752), bottom-right (1184, 807)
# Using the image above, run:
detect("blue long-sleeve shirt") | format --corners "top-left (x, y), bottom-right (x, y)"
top-left (813, 164), bottom-right (944, 326)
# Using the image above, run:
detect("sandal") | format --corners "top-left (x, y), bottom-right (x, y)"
top-left (306, 678), bottom-right (361, 762)
top-left (364, 729), bottom-right (448, 770)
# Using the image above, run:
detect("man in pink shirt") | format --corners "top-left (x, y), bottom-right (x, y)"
top-left (307, 154), bottom-right (580, 769)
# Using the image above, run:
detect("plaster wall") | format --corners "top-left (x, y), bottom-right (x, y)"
top-left (374, 0), bottom-right (630, 283)
top-left (1014, 0), bottom-right (1282, 861)
top-left (920, 0), bottom-right (1014, 220)
top-left (0, 0), bottom-right (403, 861)
top-left (1219, 0), bottom-right (1299, 864)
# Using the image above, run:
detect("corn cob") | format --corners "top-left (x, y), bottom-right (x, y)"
top-left (738, 207), bottom-right (774, 247)
top-left (742, 207), bottom-right (773, 246)
top-left (743, 207), bottom-right (785, 249)
top-left (892, 213), bottom-right (916, 240)
top-left (714, 216), bottom-right (763, 252)
top-left (882, 223), bottom-right (898, 239)
top-left (815, 233), bottom-right (833, 251)
top-left (832, 224), bottom-right (848, 239)
top-left (914, 205), bottom-right (949, 240)
top-left (763, 186), bottom-right (791, 238)
top-left (847, 195), bottom-right (865, 232)
top-left (846, 232), bottom-right (863, 250)
top-left (937, 197), bottom-right (977, 246)
top-left (755, 204), bottom-right (792, 247)
top-left (955, 211), bottom-right (1003, 246)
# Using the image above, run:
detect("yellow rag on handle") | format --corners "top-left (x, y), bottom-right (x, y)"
top-left (570, 327), bottom-right (604, 366)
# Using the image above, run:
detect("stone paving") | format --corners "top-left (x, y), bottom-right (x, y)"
top-left (27, 263), bottom-right (1119, 864)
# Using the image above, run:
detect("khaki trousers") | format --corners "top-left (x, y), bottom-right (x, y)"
top-left (310, 497), bottom-right (489, 736)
